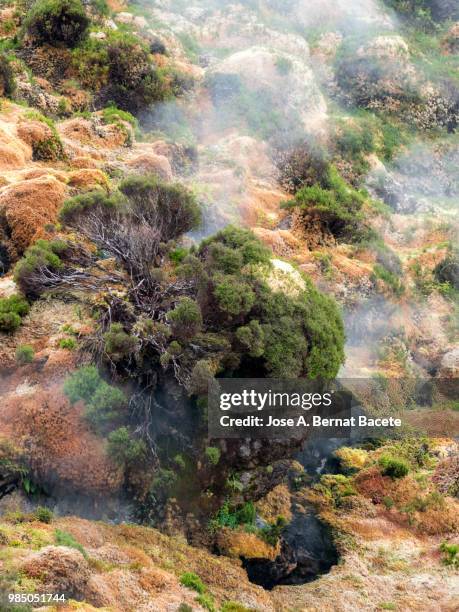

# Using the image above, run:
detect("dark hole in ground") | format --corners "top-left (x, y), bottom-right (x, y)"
top-left (242, 510), bottom-right (339, 590)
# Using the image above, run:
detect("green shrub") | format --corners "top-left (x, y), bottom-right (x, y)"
top-left (371, 263), bottom-right (405, 296)
top-left (119, 176), bottom-right (202, 241)
top-left (195, 594), bottom-right (215, 612)
top-left (379, 455), bottom-right (410, 479)
top-left (15, 344), bottom-right (34, 364)
top-left (59, 190), bottom-right (121, 225)
top-left (205, 446), bottom-right (221, 466)
top-left (63, 365), bottom-right (101, 404)
top-left (179, 572), bottom-right (206, 594)
top-left (173, 453), bottom-right (186, 469)
top-left (34, 506), bottom-right (53, 523)
top-left (24, 0), bottom-right (90, 48)
top-left (74, 32), bottom-right (170, 113)
top-left (14, 239), bottom-right (66, 298)
top-left (54, 528), bottom-right (87, 557)
top-left (107, 427), bottom-right (147, 467)
top-left (90, 0), bottom-right (109, 17)
top-left (0, 310), bottom-right (21, 332)
top-left (23, 110), bottom-right (64, 161)
top-left (103, 323), bottom-right (138, 361)
top-left (101, 105), bottom-right (137, 128)
top-left (434, 249), bottom-right (458, 291)
top-left (214, 275), bottom-right (255, 317)
top-left (168, 298), bottom-right (202, 339)
top-left (0, 53), bottom-right (16, 98)
top-left (221, 602), bottom-right (255, 612)
top-left (0, 294), bottom-right (30, 333)
top-left (283, 165), bottom-right (371, 243)
top-left (210, 501), bottom-right (256, 531)
top-left (59, 337), bottom-right (76, 350)
top-left (260, 516), bottom-right (287, 546)
top-left (84, 382), bottom-right (126, 429)
top-left (64, 365), bottom-right (126, 429)
top-left (235, 320), bottom-right (265, 358)
top-left (278, 143), bottom-right (329, 194)
top-left (440, 541), bottom-right (459, 568)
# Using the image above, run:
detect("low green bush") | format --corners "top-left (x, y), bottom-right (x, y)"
top-left (72, 32), bottom-right (171, 113)
top-left (59, 337), bottom-right (77, 350)
top-left (24, 0), bottom-right (90, 48)
top-left (260, 516), bottom-right (288, 546)
top-left (0, 294), bottom-right (30, 333)
top-left (54, 528), bottom-right (87, 557)
top-left (63, 365), bottom-right (126, 430)
top-left (283, 165), bottom-right (373, 243)
top-left (195, 594), bottom-right (215, 612)
top-left (371, 263), bottom-right (405, 296)
top-left (205, 446), bottom-right (221, 466)
top-left (14, 239), bottom-right (66, 298)
top-left (179, 572), bottom-right (206, 594)
top-left (107, 427), bottom-right (147, 467)
top-left (15, 344), bottom-right (34, 364)
top-left (34, 506), bottom-right (53, 523)
top-left (168, 298), bottom-right (202, 340)
top-left (440, 541), bottom-right (459, 568)
top-left (103, 323), bottom-right (138, 361)
top-left (59, 190), bottom-right (121, 225)
top-left (379, 455), bottom-right (410, 479)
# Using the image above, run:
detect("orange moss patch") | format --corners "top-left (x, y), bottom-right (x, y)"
top-left (256, 484), bottom-right (293, 523)
top-left (216, 527), bottom-right (278, 560)
top-left (1, 386), bottom-right (122, 494)
top-left (0, 125), bottom-right (32, 170)
top-left (0, 176), bottom-right (66, 251)
top-left (126, 152), bottom-right (173, 180)
top-left (68, 169), bottom-right (109, 192)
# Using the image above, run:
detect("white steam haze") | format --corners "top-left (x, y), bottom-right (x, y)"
top-left (131, 0), bottom-right (458, 378)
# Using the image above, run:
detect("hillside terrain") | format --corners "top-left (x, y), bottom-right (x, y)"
top-left (0, 0), bottom-right (458, 610)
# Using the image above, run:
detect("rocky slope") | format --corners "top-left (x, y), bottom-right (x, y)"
top-left (0, 0), bottom-right (458, 610)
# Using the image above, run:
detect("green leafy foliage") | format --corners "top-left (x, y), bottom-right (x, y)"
top-left (103, 323), bottom-right (138, 361)
top-left (371, 263), bottom-right (405, 296)
top-left (260, 516), bottom-right (288, 546)
top-left (179, 572), bottom-right (206, 594)
top-left (119, 176), bottom-right (202, 241)
top-left (15, 344), bottom-right (34, 364)
top-left (205, 446), bottom-right (221, 466)
top-left (14, 239), bottom-right (66, 298)
top-left (379, 455), bottom-right (410, 479)
top-left (107, 427), bottom-right (148, 467)
top-left (59, 190), bottom-right (121, 225)
top-left (59, 337), bottom-right (77, 350)
top-left (283, 165), bottom-right (374, 243)
top-left (210, 501), bottom-right (256, 531)
top-left (24, 0), bottom-right (90, 48)
top-left (440, 541), bottom-right (459, 568)
top-left (63, 365), bottom-right (126, 431)
top-left (168, 298), bottom-right (202, 340)
top-left (195, 594), bottom-right (216, 612)
top-left (34, 506), bottom-right (53, 523)
top-left (54, 528), bottom-right (87, 557)
top-left (0, 294), bottom-right (30, 333)
top-left (72, 31), bottom-right (172, 113)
